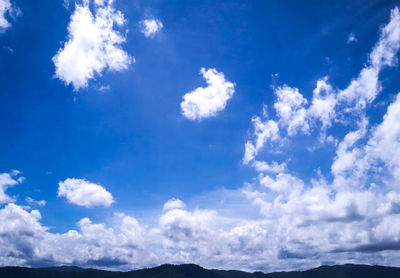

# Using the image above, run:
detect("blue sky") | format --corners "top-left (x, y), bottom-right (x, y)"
top-left (1, 0), bottom-right (400, 272)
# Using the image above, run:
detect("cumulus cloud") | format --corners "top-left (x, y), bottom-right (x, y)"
top-left (181, 68), bottom-right (235, 120)
top-left (274, 85), bottom-right (309, 136)
top-left (53, 0), bottom-right (133, 90)
top-left (242, 7), bottom-right (400, 156)
top-left (2, 5), bottom-right (400, 275)
top-left (139, 18), bottom-right (163, 38)
top-left (163, 198), bottom-right (186, 211)
top-left (239, 6), bottom-right (400, 270)
top-left (0, 170), bottom-right (23, 204)
top-left (243, 117), bottom-right (279, 164)
top-left (251, 160), bottom-right (287, 173)
top-left (339, 7), bottom-right (400, 108)
top-left (0, 0), bottom-right (11, 30)
top-left (0, 0), bottom-right (19, 32)
top-left (58, 178), bottom-right (114, 208)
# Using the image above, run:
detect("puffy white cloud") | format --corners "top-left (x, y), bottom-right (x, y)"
top-left (0, 0), bottom-right (18, 32)
top-left (242, 5), bottom-right (400, 163)
top-left (163, 198), bottom-right (186, 211)
top-left (308, 77), bottom-right (337, 131)
top-left (243, 117), bottom-right (279, 164)
top-left (0, 170), bottom-right (23, 204)
top-left (0, 0), bottom-right (11, 30)
top-left (180, 68), bottom-right (235, 120)
top-left (2, 5), bottom-right (400, 274)
top-left (53, 0), bottom-right (133, 90)
top-left (339, 7), bottom-right (400, 108)
top-left (58, 178), bottom-right (114, 208)
top-left (251, 160), bottom-right (287, 173)
top-left (363, 93), bottom-right (400, 186)
top-left (274, 85), bottom-right (309, 136)
top-left (139, 19), bottom-right (163, 38)
top-left (238, 6), bottom-right (400, 270)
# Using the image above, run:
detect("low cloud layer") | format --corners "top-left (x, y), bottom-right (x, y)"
top-left (53, 0), bottom-right (133, 90)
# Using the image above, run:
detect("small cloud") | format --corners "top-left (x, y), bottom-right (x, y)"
top-left (139, 18), bottom-right (163, 38)
top-left (99, 85), bottom-right (111, 92)
top-left (163, 198), bottom-right (186, 211)
top-left (25, 197), bottom-right (46, 206)
top-left (58, 178), bottom-right (114, 208)
top-left (0, 170), bottom-right (24, 204)
top-left (347, 32), bottom-right (357, 44)
top-left (180, 68), bottom-right (235, 120)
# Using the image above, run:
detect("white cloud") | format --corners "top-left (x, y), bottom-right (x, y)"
top-left (140, 18), bottom-right (163, 38)
top-left (308, 77), bottom-right (337, 131)
top-left (242, 6), bottom-right (400, 162)
top-left (25, 197), bottom-right (46, 207)
top-left (274, 85), bottom-right (309, 136)
top-left (53, 0), bottom-right (133, 90)
top-left (0, 170), bottom-right (23, 204)
top-left (163, 198), bottom-right (186, 211)
top-left (0, 0), bottom-right (19, 32)
top-left (2, 4), bottom-right (400, 274)
top-left (243, 117), bottom-right (279, 164)
top-left (180, 68), bottom-right (235, 120)
top-left (252, 160), bottom-right (287, 173)
top-left (339, 7), bottom-right (400, 108)
top-left (58, 178), bottom-right (114, 208)
top-left (347, 32), bottom-right (357, 44)
top-left (240, 6), bottom-right (400, 270)
top-left (0, 0), bottom-right (11, 29)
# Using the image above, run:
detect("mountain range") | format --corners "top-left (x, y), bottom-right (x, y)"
top-left (1, 263), bottom-right (400, 278)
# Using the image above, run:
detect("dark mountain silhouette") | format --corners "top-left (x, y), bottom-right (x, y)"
top-left (1, 263), bottom-right (400, 278)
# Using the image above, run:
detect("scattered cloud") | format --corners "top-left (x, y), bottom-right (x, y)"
top-left (181, 68), bottom-right (235, 120)
top-left (0, 170), bottom-right (23, 204)
top-left (99, 84), bottom-right (111, 92)
top-left (25, 197), bottom-right (46, 207)
top-left (139, 18), bottom-right (163, 38)
top-left (239, 5), bottom-right (400, 271)
top-left (339, 7), bottom-right (400, 108)
top-left (274, 85), bottom-right (309, 136)
top-left (163, 198), bottom-right (186, 211)
top-left (58, 178), bottom-right (114, 208)
top-left (243, 117), bottom-right (279, 164)
top-left (251, 160), bottom-right (287, 173)
top-left (0, 0), bottom-right (19, 32)
top-left (347, 32), bottom-right (357, 43)
top-left (52, 0), bottom-right (134, 91)
top-left (2, 3), bottom-right (400, 274)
